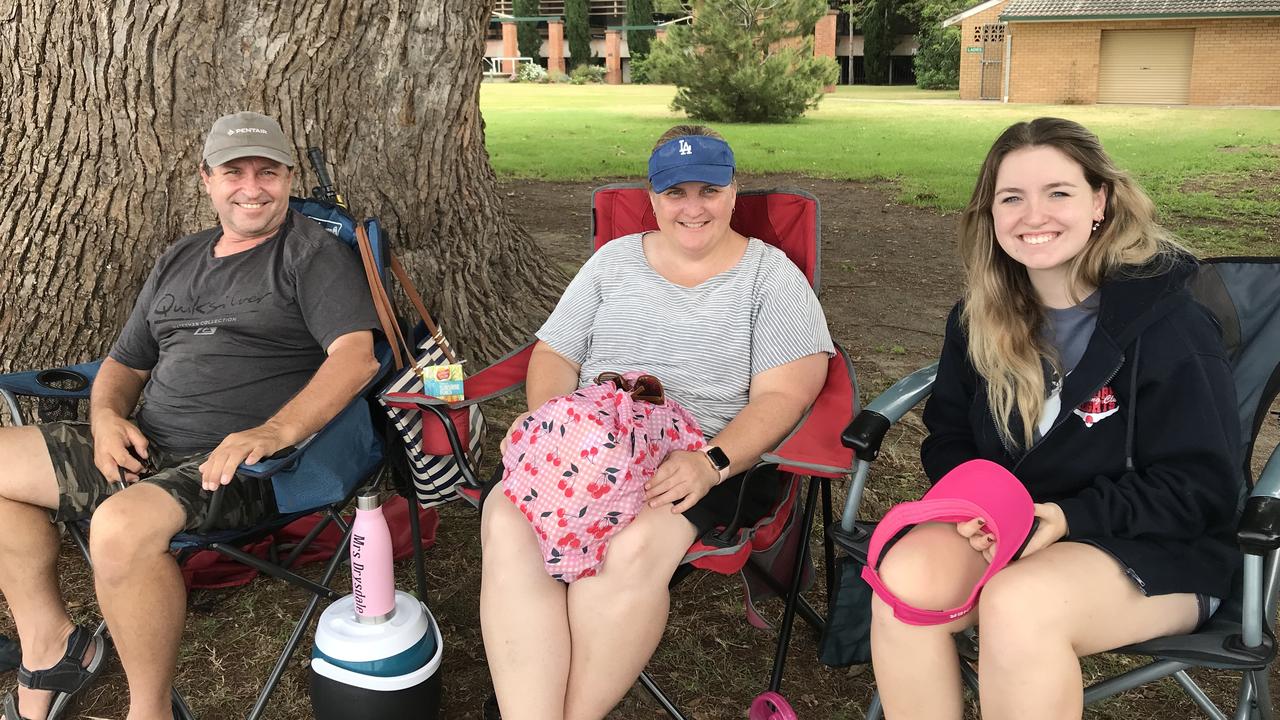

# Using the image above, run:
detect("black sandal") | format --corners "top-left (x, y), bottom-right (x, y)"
top-left (2, 625), bottom-right (106, 720)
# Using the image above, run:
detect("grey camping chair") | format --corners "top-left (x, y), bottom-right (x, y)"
top-left (834, 257), bottom-right (1280, 719)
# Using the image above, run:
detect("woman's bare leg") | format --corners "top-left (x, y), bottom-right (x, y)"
top-left (977, 541), bottom-right (1200, 720)
top-left (869, 522), bottom-right (988, 720)
top-left (481, 494), bottom-right (571, 720)
top-left (561, 503), bottom-right (698, 720)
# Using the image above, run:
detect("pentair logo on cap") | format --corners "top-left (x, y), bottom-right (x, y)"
top-left (227, 128), bottom-right (268, 136)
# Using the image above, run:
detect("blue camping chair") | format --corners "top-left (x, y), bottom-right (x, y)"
top-left (0, 195), bottom-right (409, 719)
top-left (834, 257), bottom-right (1280, 719)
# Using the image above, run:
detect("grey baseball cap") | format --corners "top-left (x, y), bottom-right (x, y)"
top-left (202, 111), bottom-right (294, 168)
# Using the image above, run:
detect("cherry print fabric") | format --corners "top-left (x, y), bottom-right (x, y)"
top-left (500, 373), bottom-right (705, 582)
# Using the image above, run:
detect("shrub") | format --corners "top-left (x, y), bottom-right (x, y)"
top-left (569, 63), bottom-right (608, 84)
top-left (912, 1), bottom-right (966, 90)
top-left (628, 54), bottom-right (655, 84)
top-left (641, 0), bottom-right (838, 123)
top-left (513, 62), bottom-right (548, 83)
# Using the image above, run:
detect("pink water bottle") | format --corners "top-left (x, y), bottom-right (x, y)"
top-left (350, 491), bottom-right (396, 624)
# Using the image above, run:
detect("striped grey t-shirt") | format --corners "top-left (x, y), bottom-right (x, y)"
top-left (537, 233), bottom-right (834, 437)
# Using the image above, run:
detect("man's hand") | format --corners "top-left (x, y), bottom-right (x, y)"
top-left (644, 450), bottom-right (721, 513)
top-left (198, 424), bottom-right (289, 491)
top-left (91, 414), bottom-right (150, 483)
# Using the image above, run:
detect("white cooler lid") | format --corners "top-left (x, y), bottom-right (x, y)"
top-left (315, 590), bottom-right (432, 662)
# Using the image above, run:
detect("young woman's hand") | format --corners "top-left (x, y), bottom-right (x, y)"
top-left (955, 502), bottom-right (1069, 563)
top-left (955, 517), bottom-right (996, 562)
top-left (1019, 502), bottom-right (1069, 559)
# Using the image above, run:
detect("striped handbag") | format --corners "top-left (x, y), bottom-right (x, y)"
top-left (354, 224), bottom-right (485, 507)
top-left (379, 329), bottom-right (485, 507)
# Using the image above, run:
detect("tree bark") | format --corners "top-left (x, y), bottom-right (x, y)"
top-left (0, 0), bottom-right (562, 374)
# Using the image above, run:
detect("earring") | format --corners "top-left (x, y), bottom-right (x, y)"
top-left (1092, 219), bottom-right (1102, 232)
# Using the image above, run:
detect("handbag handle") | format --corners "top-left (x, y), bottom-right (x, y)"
top-left (354, 223), bottom-right (460, 370)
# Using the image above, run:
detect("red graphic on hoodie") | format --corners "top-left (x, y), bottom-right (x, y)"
top-left (1073, 385), bottom-right (1119, 428)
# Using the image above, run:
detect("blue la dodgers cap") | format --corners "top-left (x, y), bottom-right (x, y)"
top-left (647, 135), bottom-right (736, 193)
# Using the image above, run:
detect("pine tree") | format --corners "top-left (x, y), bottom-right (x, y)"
top-left (862, 0), bottom-right (895, 85)
top-left (626, 0), bottom-right (655, 59)
top-left (642, 0), bottom-right (838, 122)
top-left (513, 0), bottom-right (542, 63)
top-left (565, 0), bottom-right (593, 69)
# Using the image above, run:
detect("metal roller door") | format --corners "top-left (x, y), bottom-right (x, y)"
top-left (1098, 29), bottom-right (1194, 104)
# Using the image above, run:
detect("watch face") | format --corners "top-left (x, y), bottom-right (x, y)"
top-left (706, 446), bottom-right (730, 471)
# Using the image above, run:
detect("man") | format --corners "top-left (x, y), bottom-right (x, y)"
top-left (0, 111), bottom-right (380, 720)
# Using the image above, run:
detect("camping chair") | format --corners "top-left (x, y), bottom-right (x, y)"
top-left (834, 257), bottom-right (1280, 720)
top-left (0, 195), bottom-right (412, 720)
top-left (383, 183), bottom-right (861, 718)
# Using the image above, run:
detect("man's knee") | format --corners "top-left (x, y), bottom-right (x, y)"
top-left (89, 489), bottom-right (182, 584)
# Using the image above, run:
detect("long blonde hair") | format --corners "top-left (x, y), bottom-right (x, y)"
top-left (959, 117), bottom-right (1181, 449)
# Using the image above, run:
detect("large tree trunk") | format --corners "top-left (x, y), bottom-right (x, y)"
top-left (0, 0), bottom-right (561, 374)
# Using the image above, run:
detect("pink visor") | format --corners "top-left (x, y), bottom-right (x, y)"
top-left (861, 459), bottom-right (1036, 626)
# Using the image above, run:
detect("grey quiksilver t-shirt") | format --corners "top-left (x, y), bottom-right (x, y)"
top-left (109, 211), bottom-right (378, 450)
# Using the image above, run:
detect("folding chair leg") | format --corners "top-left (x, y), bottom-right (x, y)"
top-left (407, 496), bottom-right (430, 603)
top-left (767, 478), bottom-right (821, 694)
top-left (820, 477), bottom-right (835, 607)
top-left (68, 522), bottom-right (91, 564)
top-left (246, 513), bottom-right (353, 720)
top-left (637, 670), bottom-right (688, 720)
top-left (284, 512), bottom-right (335, 568)
top-left (866, 690), bottom-right (884, 720)
top-left (1249, 668), bottom-right (1273, 720)
top-left (172, 688), bottom-right (196, 720)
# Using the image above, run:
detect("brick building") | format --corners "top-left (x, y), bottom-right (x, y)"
top-left (944, 0), bottom-right (1280, 105)
top-left (487, 1), bottom-right (917, 86)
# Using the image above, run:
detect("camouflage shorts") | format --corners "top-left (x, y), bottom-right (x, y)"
top-left (39, 422), bottom-right (276, 532)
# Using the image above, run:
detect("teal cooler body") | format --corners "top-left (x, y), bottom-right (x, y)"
top-left (310, 590), bottom-right (442, 718)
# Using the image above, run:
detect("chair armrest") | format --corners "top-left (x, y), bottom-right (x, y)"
top-left (460, 341), bottom-right (536, 406)
top-left (198, 439), bottom-right (318, 534)
top-left (760, 346), bottom-right (858, 478)
top-left (0, 361), bottom-right (104, 425)
top-left (1238, 446), bottom-right (1280, 556)
top-left (841, 362), bottom-right (937, 462)
top-left (378, 393), bottom-right (485, 490)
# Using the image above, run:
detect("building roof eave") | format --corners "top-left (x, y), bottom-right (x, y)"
top-left (942, 0), bottom-right (1006, 27)
top-left (1000, 9), bottom-right (1280, 20)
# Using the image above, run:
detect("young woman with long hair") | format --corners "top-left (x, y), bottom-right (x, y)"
top-left (870, 117), bottom-right (1242, 719)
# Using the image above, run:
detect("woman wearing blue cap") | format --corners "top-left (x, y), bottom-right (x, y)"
top-left (477, 125), bottom-right (834, 719)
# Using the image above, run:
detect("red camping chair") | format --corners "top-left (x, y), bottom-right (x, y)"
top-left (383, 184), bottom-right (859, 718)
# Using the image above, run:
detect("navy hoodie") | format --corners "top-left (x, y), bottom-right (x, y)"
top-left (921, 257), bottom-right (1242, 599)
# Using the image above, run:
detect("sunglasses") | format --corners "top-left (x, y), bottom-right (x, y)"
top-left (594, 372), bottom-right (666, 405)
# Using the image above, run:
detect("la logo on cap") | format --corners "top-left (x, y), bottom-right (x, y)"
top-left (678, 139), bottom-right (692, 156)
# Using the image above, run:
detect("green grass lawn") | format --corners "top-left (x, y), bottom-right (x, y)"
top-left (480, 84), bottom-right (1280, 254)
